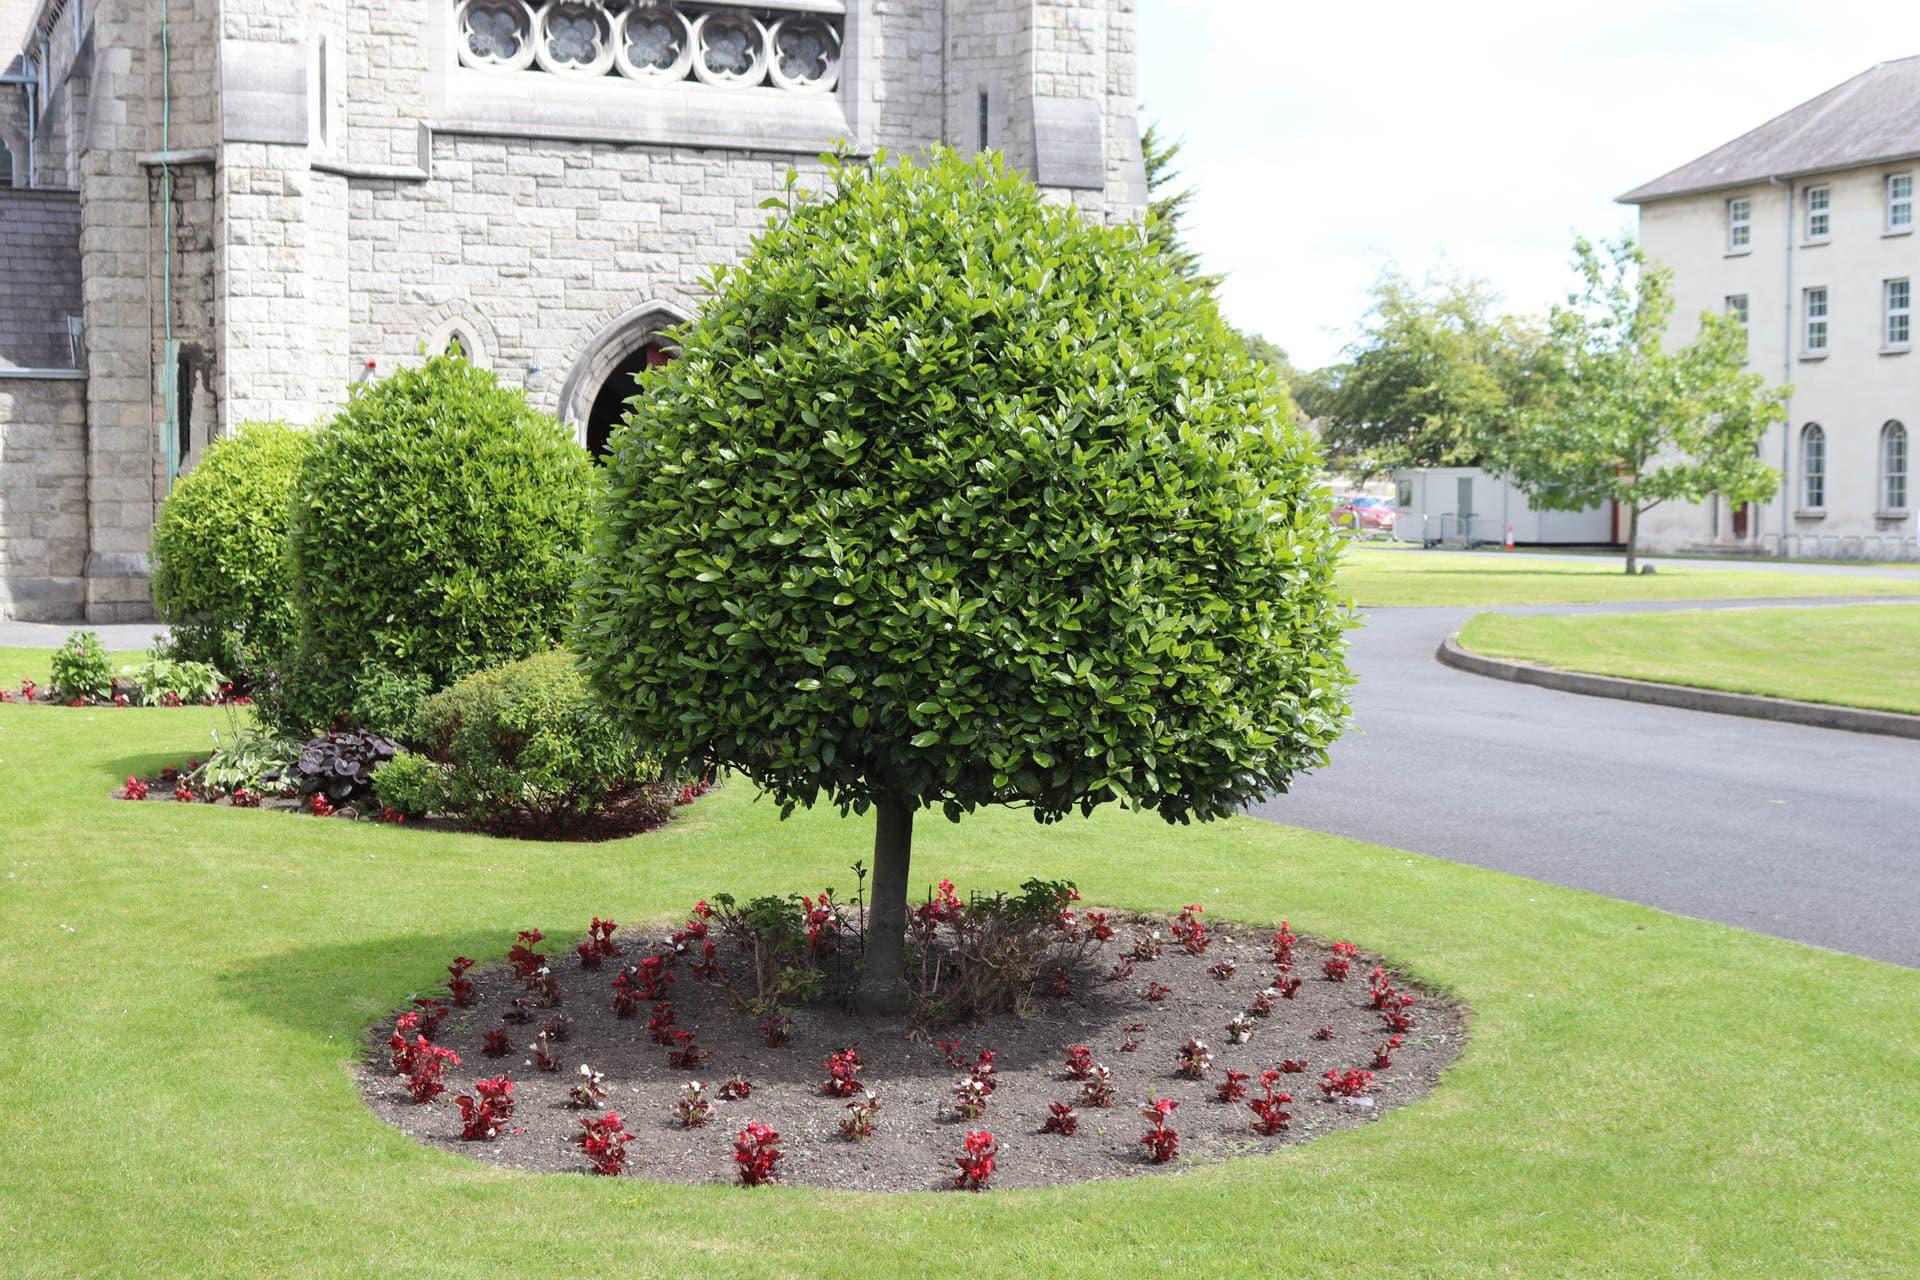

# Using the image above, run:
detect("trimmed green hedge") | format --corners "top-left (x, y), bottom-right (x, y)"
top-left (415, 650), bottom-right (662, 833)
top-left (150, 421), bottom-right (313, 681)
top-left (277, 355), bottom-right (598, 733)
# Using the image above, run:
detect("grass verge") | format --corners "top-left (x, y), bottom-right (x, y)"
top-left (1458, 603), bottom-right (1920, 715)
top-left (2, 704), bottom-right (1916, 1278)
top-left (1338, 545), bottom-right (1920, 607)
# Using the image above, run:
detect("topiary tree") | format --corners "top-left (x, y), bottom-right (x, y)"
top-left (575, 150), bottom-right (1351, 1014)
top-left (150, 420), bottom-right (314, 681)
top-left (279, 353), bottom-right (598, 734)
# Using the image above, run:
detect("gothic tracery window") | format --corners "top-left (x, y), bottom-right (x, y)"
top-left (454, 1), bottom-right (841, 93)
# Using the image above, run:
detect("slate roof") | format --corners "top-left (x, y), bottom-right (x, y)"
top-left (1620, 56), bottom-right (1920, 204)
top-left (0, 187), bottom-right (83, 370)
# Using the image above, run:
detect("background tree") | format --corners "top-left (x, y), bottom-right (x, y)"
top-left (1140, 122), bottom-right (1221, 293)
top-left (1503, 236), bottom-right (1785, 573)
top-left (1314, 267), bottom-right (1546, 477)
top-left (575, 150), bottom-right (1352, 1015)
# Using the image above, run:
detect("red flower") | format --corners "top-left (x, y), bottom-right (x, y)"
top-left (734, 1121), bottom-right (783, 1186)
top-left (952, 1129), bottom-right (999, 1190)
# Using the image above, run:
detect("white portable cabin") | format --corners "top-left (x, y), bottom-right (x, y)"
top-left (1392, 468), bottom-right (1616, 546)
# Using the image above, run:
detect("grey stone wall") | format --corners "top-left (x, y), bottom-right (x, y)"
top-left (0, 374), bottom-right (86, 621)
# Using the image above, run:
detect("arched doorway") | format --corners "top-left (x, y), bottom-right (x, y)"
top-left (557, 301), bottom-right (688, 457)
top-left (585, 340), bottom-right (671, 459)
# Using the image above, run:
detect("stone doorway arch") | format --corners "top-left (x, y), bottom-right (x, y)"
top-left (556, 302), bottom-right (688, 457)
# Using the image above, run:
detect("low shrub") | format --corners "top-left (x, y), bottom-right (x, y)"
top-left (674, 1081), bottom-right (716, 1129)
top-left (119, 652), bottom-right (225, 707)
top-left (414, 651), bottom-right (669, 836)
top-left (906, 878), bottom-right (1107, 1026)
top-left (1248, 1071), bottom-right (1293, 1135)
top-left (370, 750), bottom-right (447, 820)
top-left (150, 420), bottom-right (313, 684)
top-left (49, 630), bottom-right (114, 702)
top-left (280, 354), bottom-right (597, 733)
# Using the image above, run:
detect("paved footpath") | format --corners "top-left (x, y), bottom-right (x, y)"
top-left (1254, 572), bottom-right (1920, 970)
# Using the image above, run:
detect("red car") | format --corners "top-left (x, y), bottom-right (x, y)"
top-left (1332, 494), bottom-right (1397, 532)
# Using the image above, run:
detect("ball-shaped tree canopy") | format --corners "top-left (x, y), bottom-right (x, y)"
top-left (575, 150), bottom-right (1350, 1008)
top-left (280, 353), bottom-right (598, 733)
top-left (150, 420), bottom-right (313, 681)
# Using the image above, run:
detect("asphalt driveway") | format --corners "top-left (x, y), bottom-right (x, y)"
top-left (1254, 594), bottom-right (1920, 969)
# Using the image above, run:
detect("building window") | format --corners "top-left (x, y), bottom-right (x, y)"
top-left (1805, 185), bottom-right (1830, 240)
top-left (1889, 173), bottom-right (1914, 231)
top-left (1725, 294), bottom-right (1748, 327)
top-left (453, 1), bottom-right (843, 94)
top-left (1727, 196), bottom-right (1752, 250)
top-left (1886, 278), bottom-right (1911, 348)
top-left (0, 136), bottom-right (12, 188)
top-left (1884, 421), bottom-right (1910, 511)
top-left (1801, 424), bottom-right (1826, 509)
top-left (1803, 287), bottom-right (1828, 353)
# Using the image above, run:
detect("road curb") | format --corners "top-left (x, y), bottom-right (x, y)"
top-left (1436, 629), bottom-right (1920, 741)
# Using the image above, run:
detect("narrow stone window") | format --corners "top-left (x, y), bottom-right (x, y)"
top-left (978, 90), bottom-right (990, 151)
top-left (1800, 424), bottom-right (1826, 510)
top-left (1883, 421), bottom-right (1910, 511)
top-left (0, 136), bottom-right (13, 188)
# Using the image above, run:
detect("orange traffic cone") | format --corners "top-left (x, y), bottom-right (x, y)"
top-left (1505, 525), bottom-right (1515, 551)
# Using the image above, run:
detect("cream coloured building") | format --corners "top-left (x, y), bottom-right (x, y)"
top-left (1621, 56), bottom-right (1920, 560)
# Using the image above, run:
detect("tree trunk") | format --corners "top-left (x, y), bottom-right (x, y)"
top-left (1625, 504), bottom-right (1640, 574)
top-left (853, 792), bottom-right (914, 1016)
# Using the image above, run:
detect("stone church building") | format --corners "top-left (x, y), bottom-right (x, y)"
top-left (0, 0), bottom-right (1146, 621)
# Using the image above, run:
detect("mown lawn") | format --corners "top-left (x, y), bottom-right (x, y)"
top-left (1458, 604), bottom-right (1920, 715)
top-left (3, 703), bottom-right (1917, 1278)
top-left (0, 646), bottom-right (152, 692)
top-left (1338, 544), bottom-right (1920, 607)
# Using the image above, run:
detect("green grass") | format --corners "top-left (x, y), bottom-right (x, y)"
top-left (3, 704), bottom-right (1918, 1278)
top-left (1459, 604), bottom-right (1920, 715)
top-left (1338, 544), bottom-right (1920, 607)
top-left (0, 646), bottom-right (154, 692)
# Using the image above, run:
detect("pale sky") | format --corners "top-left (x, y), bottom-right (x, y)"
top-left (1136, 1), bottom-right (1920, 370)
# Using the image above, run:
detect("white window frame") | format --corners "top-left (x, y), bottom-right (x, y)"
top-left (1805, 184), bottom-right (1830, 241)
top-left (1801, 424), bottom-right (1827, 511)
top-left (1803, 287), bottom-right (1829, 355)
top-left (1725, 294), bottom-right (1749, 328)
top-left (1885, 278), bottom-right (1911, 349)
top-left (1883, 421), bottom-right (1910, 512)
top-left (1888, 172), bottom-right (1914, 232)
top-left (1727, 196), bottom-right (1752, 251)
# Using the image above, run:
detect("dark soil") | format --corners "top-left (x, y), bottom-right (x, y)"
top-left (356, 913), bottom-right (1466, 1191)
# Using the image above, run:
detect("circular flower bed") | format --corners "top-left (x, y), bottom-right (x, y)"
top-left (358, 903), bottom-right (1464, 1191)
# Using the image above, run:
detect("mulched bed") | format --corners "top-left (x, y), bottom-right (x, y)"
top-left (117, 767), bottom-right (703, 842)
top-left (356, 912), bottom-right (1466, 1191)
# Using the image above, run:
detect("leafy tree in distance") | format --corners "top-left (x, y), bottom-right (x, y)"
top-left (1503, 236), bottom-right (1785, 573)
top-left (1140, 122), bottom-right (1220, 293)
top-left (574, 149), bottom-right (1352, 1015)
top-left (1314, 267), bottom-right (1547, 477)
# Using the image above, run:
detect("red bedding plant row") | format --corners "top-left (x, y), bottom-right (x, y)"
top-left (356, 896), bottom-right (1464, 1190)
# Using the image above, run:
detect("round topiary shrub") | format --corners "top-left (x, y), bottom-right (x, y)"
top-left (414, 650), bottom-right (669, 837)
top-left (574, 148), bottom-right (1352, 1012)
top-left (279, 354), bottom-right (598, 733)
top-left (149, 420), bottom-right (313, 681)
